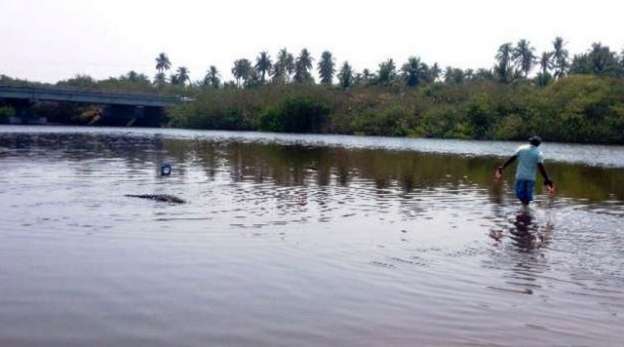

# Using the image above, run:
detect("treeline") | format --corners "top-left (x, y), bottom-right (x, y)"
top-left (168, 75), bottom-right (624, 143)
top-left (3, 38), bottom-right (624, 143)
top-left (167, 38), bottom-right (624, 144)
top-left (152, 38), bottom-right (624, 89)
top-left (4, 37), bottom-right (624, 94)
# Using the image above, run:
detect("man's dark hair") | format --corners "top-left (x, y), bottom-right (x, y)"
top-left (529, 136), bottom-right (542, 146)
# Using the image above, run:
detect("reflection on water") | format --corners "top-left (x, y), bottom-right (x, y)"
top-left (489, 208), bottom-right (554, 251)
top-left (0, 127), bottom-right (623, 346)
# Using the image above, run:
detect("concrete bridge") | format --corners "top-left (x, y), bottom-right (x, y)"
top-left (0, 85), bottom-right (180, 107)
top-left (0, 85), bottom-right (182, 126)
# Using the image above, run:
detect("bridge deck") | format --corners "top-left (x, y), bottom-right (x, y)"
top-left (0, 85), bottom-right (179, 107)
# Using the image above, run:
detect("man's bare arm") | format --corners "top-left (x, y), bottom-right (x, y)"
top-left (497, 155), bottom-right (517, 174)
top-left (538, 163), bottom-right (553, 187)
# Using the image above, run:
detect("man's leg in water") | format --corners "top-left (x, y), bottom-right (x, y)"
top-left (515, 180), bottom-right (535, 205)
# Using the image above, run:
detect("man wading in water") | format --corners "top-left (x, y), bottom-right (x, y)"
top-left (495, 136), bottom-right (555, 205)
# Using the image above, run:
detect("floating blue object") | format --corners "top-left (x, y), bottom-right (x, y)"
top-left (161, 163), bottom-right (172, 176)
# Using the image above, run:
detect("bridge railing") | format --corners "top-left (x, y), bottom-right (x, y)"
top-left (0, 84), bottom-right (181, 105)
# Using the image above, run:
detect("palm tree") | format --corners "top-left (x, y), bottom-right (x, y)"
top-left (444, 66), bottom-right (454, 83)
top-left (464, 69), bottom-right (474, 81)
top-left (536, 52), bottom-right (554, 86)
top-left (285, 52), bottom-right (295, 79)
top-left (337, 61), bottom-right (353, 89)
top-left (539, 52), bottom-right (553, 75)
top-left (352, 73), bottom-right (363, 86)
top-left (175, 66), bottom-right (190, 85)
top-left (154, 72), bottom-right (167, 87)
top-left (232, 59), bottom-right (252, 87)
top-left (495, 42), bottom-right (514, 83)
top-left (473, 68), bottom-right (495, 81)
top-left (401, 57), bottom-right (427, 87)
top-left (126, 70), bottom-right (139, 82)
top-left (245, 69), bottom-right (263, 88)
top-left (155, 53), bottom-right (171, 74)
top-left (318, 51), bottom-right (336, 85)
top-left (552, 37), bottom-right (569, 79)
top-left (428, 63), bottom-right (442, 82)
top-left (294, 49), bottom-right (314, 83)
top-left (338, 61), bottom-right (354, 89)
top-left (272, 48), bottom-right (292, 83)
top-left (203, 66), bottom-right (221, 88)
top-left (255, 52), bottom-right (272, 84)
top-left (377, 59), bottom-right (397, 85)
top-left (361, 68), bottom-right (376, 85)
top-left (587, 42), bottom-right (620, 75)
top-left (444, 67), bottom-right (465, 84)
top-left (170, 74), bottom-right (179, 85)
top-left (513, 39), bottom-right (536, 78)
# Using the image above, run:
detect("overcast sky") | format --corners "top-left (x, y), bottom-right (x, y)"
top-left (1, 0), bottom-right (622, 83)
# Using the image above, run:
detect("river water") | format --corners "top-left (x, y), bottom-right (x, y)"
top-left (1, 126), bottom-right (623, 346)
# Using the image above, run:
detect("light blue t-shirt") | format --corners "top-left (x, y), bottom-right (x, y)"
top-left (515, 144), bottom-right (544, 181)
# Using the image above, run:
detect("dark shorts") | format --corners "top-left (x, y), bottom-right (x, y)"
top-left (515, 179), bottom-right (535, 202)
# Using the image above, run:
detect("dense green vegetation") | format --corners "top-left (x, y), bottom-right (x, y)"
top-left (3, 38), bottom-right (624, 143)
top-left (167, 76), bottom-right (624, 143)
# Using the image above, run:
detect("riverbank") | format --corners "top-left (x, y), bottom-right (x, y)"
top-left (3, 75), bottom-right (624, 144)
top-left (167, 75), bottom-right (624, 144)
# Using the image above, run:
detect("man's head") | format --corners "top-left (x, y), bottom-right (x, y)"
top-left (529, 136), bottom-right (542, 147)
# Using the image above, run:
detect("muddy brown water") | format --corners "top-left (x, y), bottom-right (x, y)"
top-left (1, 126), bottom-right (623, 346)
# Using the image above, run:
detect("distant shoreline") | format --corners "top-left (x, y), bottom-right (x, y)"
top-left (3, 40), bottom-right (624, 145)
